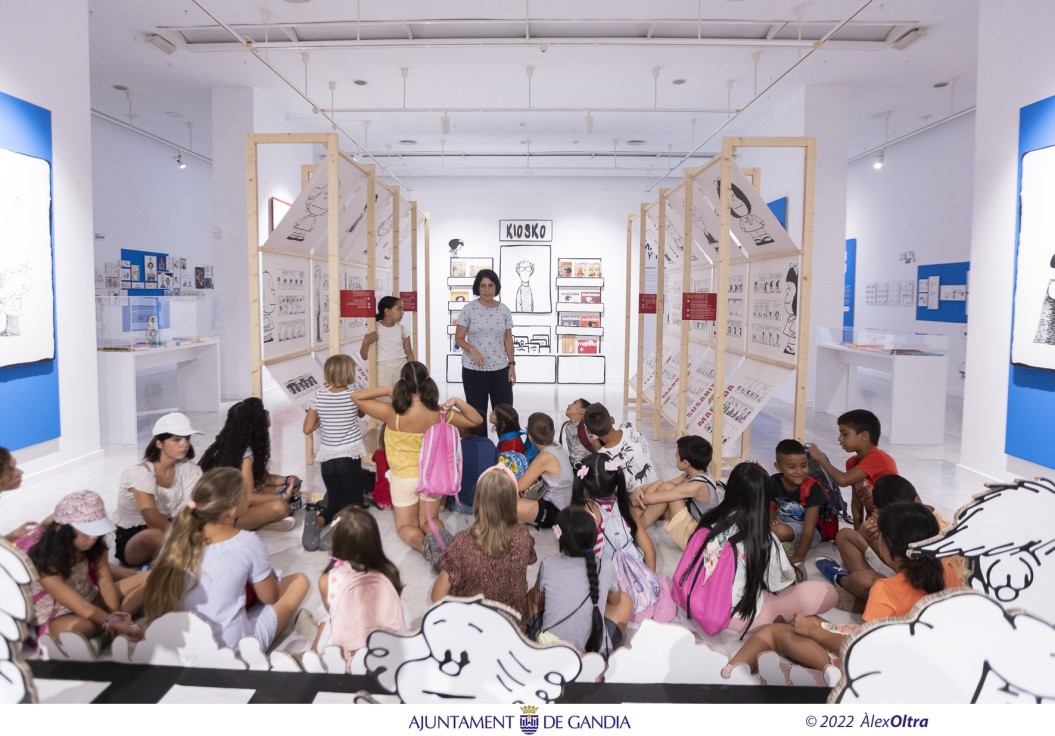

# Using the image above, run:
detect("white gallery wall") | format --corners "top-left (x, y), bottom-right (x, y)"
top-left (0, 1), bottom-right (101, 473)
top-left (846, 113), bottom-right (975, 396)
top-left (961, 0), bottom-right (1055, 479)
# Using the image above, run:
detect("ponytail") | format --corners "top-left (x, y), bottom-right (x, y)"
top-left (583, 550), bottom-right (604, 654)
top-left (878, 502), bottom-right (946, 595)
top-left (143, 468), bottom-right (245, 621)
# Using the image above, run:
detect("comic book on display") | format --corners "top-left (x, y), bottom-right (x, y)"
top-left (559, 314), bottom-right (601, 327)
top-left (557, 289), bottom-right (601, 304)
top-left (558, 259), bottom-right (602, 279)
top-left (560, 336), bottom-right (599, 354)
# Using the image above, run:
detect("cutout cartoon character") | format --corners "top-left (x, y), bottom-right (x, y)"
top-left (0, 541), bottom-right (36, 704)
top-left (364, 597), bottom-right (581, 704)
top-left (288, 185), bottom-right (329, 243)
top-left (0, 265), bottom-right (30, 337)
top-left (515, 260), bottom-right (535, 312)
top-left (715, 178), bottom-right (774, 247)
top-left (783, 263), bottom-right (798, 356)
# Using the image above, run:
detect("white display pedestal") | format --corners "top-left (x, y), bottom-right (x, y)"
top-left (814, 344), bottom-right (947, 445)
top-left (97, 340), bottom-right (221, 446)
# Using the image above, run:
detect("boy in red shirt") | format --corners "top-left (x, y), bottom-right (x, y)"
top-left (807, 409), bottom-right (897, 530)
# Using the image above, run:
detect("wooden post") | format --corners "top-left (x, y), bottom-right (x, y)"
top-left (391, 186), bottom-right (401, 295)
top-left (677, 169), bottom-right (695, 436)
top-left (423, 211), bottom-right (431, 372)
top-left (623, 213), bottom-right (635, 408)
top-left (712, 141), bottom-right (734, 476)
top-left (636, 204), bottom-right (648, 422)
top-left (796, 138), bottom-right (817, 442)
top-left (410, 201), bottom-right (420, 359)
top-left (246, 135), bottom-right (262, 398)
top-left (326, 134), bottom-right (340, 358)
top-left (653, 188), bottom-right (669, 441)
top-left (365, 165), bottom-right (377, 387)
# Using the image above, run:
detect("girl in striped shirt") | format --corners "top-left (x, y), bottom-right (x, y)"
top-left (303, 354), bottom-right (366, 551)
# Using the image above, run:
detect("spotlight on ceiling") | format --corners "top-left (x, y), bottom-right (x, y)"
top-left (174, 153), bottom-right (186, 170)
top-left (441, 114), bottom-right (451, 135)
top-left (147, 33), bottom-right (178, 55)
top-left (584, 112), bottom-right (593, 134)
top-left (873, 151), bottom-right (885, 170)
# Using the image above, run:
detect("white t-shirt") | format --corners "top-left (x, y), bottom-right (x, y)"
top-left (115, 460), bottom-right (203, 528)
top-left (376, 322), bottom-right (408, 363)
top-left (456, 300), bottom-right (513, 371)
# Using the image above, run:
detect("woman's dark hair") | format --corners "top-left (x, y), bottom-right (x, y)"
top-left (493, 404), bottom-right (521, 436)
top-left (554, 505), bottom-right (605, 653)
top-left (325, 505), bottom-right (403, 594)
top-left (375, 295), bottom-right (400, 322)
top-left (472, 269), bottom-right (501, 296)
top-left (29, 521), bottom-right (107, 579)
top-left (878, 502), bottom-right (945, 595)
top-left (143, 433), bottom-right (196, 462)
top-left (392, 361), bottom-right (439, 414)
top-left (571, 452), bottom-right (637, 542)
top-left (198, 397), bottom-right (271, 487)
top-left (686, 461), bottom-right (773, 624)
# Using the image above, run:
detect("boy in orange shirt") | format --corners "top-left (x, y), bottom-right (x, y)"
top-left (807, 409), bottom-right (897, 530)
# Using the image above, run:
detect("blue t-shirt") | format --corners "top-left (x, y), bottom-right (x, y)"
top-left (458, 436), bottom-right (498, 508)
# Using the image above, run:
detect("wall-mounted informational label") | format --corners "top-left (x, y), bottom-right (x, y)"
top-left (638, 293), bottom-right (657, 314)
top-left (682, 292), bottom-right (717, 321)
top-left (340, 289), bottom-right (376, 318)
top-left (499, 219), bottom-right (553, 242)
top-left (399, 291), bottom-right (418, 312)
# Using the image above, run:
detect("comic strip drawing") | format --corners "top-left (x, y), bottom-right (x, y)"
top-left (715, 177), bottom-right (774, 247)
top-left (0, 264), bottom-right (30, 337)
top-left (262, 270), bottom-right (276, 343)
top-left (515, 260), bottom-right (535, 311)
top-left (363, 598), bottom-right (581, 704)
top-left (288, 185), bottom-right (328, 243)
top-left (784, 263), bottom-right (799, 356)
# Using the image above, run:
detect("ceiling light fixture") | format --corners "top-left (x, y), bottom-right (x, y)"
top-left (891, 28), bottom-right (925, 51)
top-left (873, 151), bottom-right (885, 170)
top-left (399, 139), bottom-right (417, 146)
top-left (441, 113), bottom-right (451, 135)
top-left (672, 79), bottom-right (686, 85)
top-left (147, 34), bottom-right (177, 55)
top-left (874, 110), bottom-right (890, 170)
top-left (584, 112), bottom-right (593, 134)
top-left (174, 153), bottom-right (186, 170)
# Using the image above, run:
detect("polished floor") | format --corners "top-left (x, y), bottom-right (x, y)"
top-left (1, 366), bottom-right (989, 664)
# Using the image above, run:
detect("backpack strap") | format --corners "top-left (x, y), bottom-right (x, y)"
top-left (544, 593), bottom-right (591, 632)
top-left (575, 421), bottom-right (593, 451)
top-left (799, 476), bottom-right (818, 507)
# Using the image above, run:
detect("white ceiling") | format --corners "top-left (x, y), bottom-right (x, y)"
top-left (87, 0), bottom-right (979, 183)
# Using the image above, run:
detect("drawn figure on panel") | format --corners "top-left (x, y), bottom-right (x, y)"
top-left (314, 264), bottom-right (324, 343)
top-left (448, 238), bottom-right (464, 257)
top-left (0, 265), bottom-right (31, 337)
top-left (364, 597), bottom-right (581, 704)
top-left (262, 270), bottom-right (277, 343)
top-left (144, 256), bottom-right (157, 283)
top-left (1033, 254), bottom-right (1055, 345)
top-left (288, 185), bottom-right (328, 243)
top-left (515, 260), bottom-right (535, 312)
top-left (715, 178), bottom-right (774, 246)
top-left (692, 205), bottom-right (719, 251)
top-left (783, 264), bottom-right (798, 356)
top-left (916, 476), bottom-right (1055, 622)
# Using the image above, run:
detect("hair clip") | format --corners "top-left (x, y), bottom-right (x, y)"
top-left (552, 526), bottom-right (563, 541)
top-left (329, 556), bottom-right (344, 568)
top-left (576, 465), bottom-right (590, 479)
top-left (604, 459), bottom-right (621, 472)
top-left (487, 463), bottom-right (518, 484)
top-left (187, 500), bottom-right (197, 510)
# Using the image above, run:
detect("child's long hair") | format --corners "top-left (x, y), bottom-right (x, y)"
top-left (493, 404), bottom-right (521, 436)
top-left (690, 461), bottom-right (773, 623)
top-left (198, 397), bottom-right (271, 487)
top-left (29, 518), bottom-right (107, 578)
top-left (143, 468), bottom-right (246, 621)
top-left (325, 505), bottom-right (402, 594)
top-left (471, 466), bottom-right (518, 559)
top-left (879, 502), bottom-right (945, 594)
top-left (392, 361), bottom-right (439, 414)
top-left (571, 452), bottom-right (637, 541)
top-left (554, 505), bottom-right (605, 653)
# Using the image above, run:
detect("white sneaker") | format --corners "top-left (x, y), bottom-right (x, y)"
top-left (261, 515), bottom-right (296, 532)
top-left (294, 609), bottom-right (319, 641)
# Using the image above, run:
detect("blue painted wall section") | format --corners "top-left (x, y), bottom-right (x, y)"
top-left (0, 90), bottom-right (59, 451)
top-left (843, 238), bottom-right (856, 342)
top-left (915, 262), bottom-right (969, 324)
top-left (1007, 93), bottom-right (1055, 467)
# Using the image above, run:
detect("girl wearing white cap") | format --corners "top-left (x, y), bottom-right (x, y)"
top-left (26, 490), bottom-right (145, 643)
top-left (113, 412), bottom-right (204, 567)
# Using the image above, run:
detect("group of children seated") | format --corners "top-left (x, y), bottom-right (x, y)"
top-left (0, 390), bottom-right (964, 679)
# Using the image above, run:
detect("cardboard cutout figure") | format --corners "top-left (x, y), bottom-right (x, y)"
top-left (363, 597), bottom-right (581, 704)
top-left (0, 540), bottom-right (37, 704)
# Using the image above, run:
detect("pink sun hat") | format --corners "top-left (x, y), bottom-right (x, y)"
top-left (54, 490), bottom-right (117, 537)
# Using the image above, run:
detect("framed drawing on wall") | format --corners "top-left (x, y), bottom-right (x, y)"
top-left (500, 244), bottom-right (552, 314)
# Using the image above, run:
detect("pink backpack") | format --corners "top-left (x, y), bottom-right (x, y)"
top-left (418, 410), bottom-right (463, 498)
top-left (672, 526), bottom-right (737, 636)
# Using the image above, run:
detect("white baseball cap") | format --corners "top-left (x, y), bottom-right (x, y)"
top-left (152, 412), bottom-right (203, 437)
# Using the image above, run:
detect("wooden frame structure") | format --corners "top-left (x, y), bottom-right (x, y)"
top-left (626, 136), bottom-right (816, 475)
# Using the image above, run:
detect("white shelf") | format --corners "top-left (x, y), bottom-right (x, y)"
top-left (556, 277), bottom-right (604, 288)
top-left (448, 301), bottom-right (468, 311)
top-left (446, 325), bottom-right (459, 335)
top-left (555, 326), bottom-right (604, 336)
top-left (446, 277), bottom-right (475, 286)
top-left (555, 302), bottom-right (604, 313)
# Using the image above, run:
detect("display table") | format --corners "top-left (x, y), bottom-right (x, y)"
top-left (814, 343), bottom-right (947, 445)
top-left (97, 339), bottom-right (220, 445)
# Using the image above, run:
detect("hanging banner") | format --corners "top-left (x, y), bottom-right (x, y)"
top-left (340, 289), bottom-right (376, 318)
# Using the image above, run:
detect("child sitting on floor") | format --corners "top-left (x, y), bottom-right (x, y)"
top-left (584, 403), bottom-right (659, 492)
top-left (769, 439), bottom-right (824, 566)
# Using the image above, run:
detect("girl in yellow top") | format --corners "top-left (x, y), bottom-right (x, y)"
top-left (352, 361), bottom-right (482, 564)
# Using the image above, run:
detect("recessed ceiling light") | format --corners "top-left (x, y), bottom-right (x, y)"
top-left (113, 84), bottom-right (129, 91)
top-left (165, 111), bottom-right (183, 118)
top-left (933, 81), bottom-right (949, 88)
top-left (399, 139), bottom-right (417, 145)
top-left (353, 79), bottom-right (367, 86)
top-left (626, 139), bottom-right (647, 146)
top-left (672, 79), bottom-right (686, 85)
top-left (283, 0), bottom-right (312, 4)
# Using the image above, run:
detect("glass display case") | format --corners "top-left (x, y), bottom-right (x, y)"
top-left (816, 326), bottom-right (948, 355)
top-left (95, 293), bottom-right (219, 351)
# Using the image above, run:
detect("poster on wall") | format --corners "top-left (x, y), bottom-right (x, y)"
top-left (310, 260), bottom-right (330, 349)
top-left (1011, 147), bottom-right (1055, 369)
top-left (260, 251), bottom-right (310, 361)
top-left (499, 244), bottom-right (552, 314)
top-left (0, 148), bottom-right (54, 367)
top-left (746, 256), bottom-right (800, 365)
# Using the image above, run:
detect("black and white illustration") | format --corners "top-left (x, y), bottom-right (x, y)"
top-left (310, 261), bottom-right (330, 349)
top-left (1012, 146), bottom-right (1055, 369)
top-left (364, 597), bottom-right (581, 704)
top-left (143, 255), bottom-right (157, 283)
top-left (700, 357), bottom-right (792, 447)
top-left (0, 541), bottom-right (36, 704)
top-left (512, 325), bottom-right (551, 354)
top-left (747, 256), bottom-right (800, 364)
top-left (500, 244), bottom-right (551, 314)
top-left (261, 252), bottom-right (310, 361)
top-left (0, 148), bottom-right (54, 366)
top-left (685, 351), bottom-right (717, 429)
top-left (267, 355), bottom-right (325, 412)
top-left (703, 163), bottom-right (798, 258)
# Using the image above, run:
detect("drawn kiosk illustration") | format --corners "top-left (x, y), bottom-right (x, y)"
top-left (363, 597), bottom-right (582, 704)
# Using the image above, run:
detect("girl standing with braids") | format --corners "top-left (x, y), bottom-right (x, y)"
top-left (143, 468), bottom-right (309, 650)
top-left (352, 361), bottom-right (482, 563)
top-left (528, 505), bottom-right (631, 653)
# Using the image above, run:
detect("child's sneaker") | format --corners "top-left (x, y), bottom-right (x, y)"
top-left (815, 557), bottom-right (849, 587)
top-left (302, 504), bottom-right (321, 551)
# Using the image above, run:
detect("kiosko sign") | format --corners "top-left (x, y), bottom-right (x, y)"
top-left (499, 220), bottom-right (553, 242)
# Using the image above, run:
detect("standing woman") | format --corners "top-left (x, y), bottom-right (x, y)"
top-left (455, 269), bottom-right (515, 437)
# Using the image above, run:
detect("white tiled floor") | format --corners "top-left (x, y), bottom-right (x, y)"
top-left (1, 368), bottom-right (989, 662)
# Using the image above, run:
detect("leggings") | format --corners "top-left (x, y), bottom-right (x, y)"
top-left (320, 456), bottom-right (364, 524)
top-left (462, 366), bottom-right (513, 437)
top-left (727, 581), bottom-right (839, 634)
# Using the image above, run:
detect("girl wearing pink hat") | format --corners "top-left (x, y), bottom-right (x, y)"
top-left (27, 490), bottom-right (146, 643)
